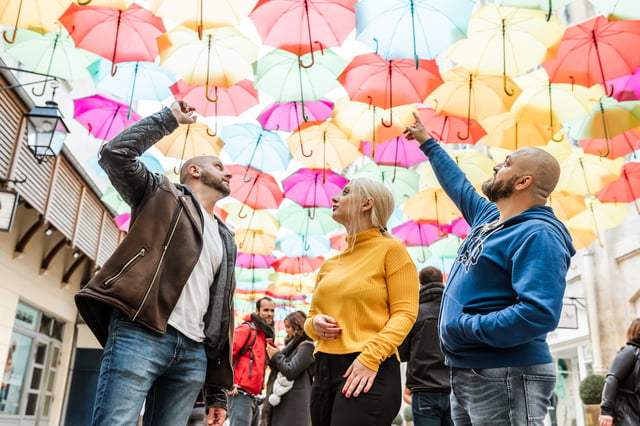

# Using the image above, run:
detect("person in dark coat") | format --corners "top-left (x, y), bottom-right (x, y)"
top-left (599, 318), bottom-right (640, 426)
top-left (261, 311), bottom-right (314, 426)
top-left (399, 267), bottom-right (452, 426)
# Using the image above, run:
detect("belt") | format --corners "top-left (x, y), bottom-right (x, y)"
top-left (237, 387), bottom-right (256, 399)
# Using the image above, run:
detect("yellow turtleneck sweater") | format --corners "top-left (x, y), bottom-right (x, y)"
top-left (304, 228), bottom-right (419, 371)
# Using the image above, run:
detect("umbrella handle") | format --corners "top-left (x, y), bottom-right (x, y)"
top-left (111, 62), bottom-right (118, 77)
top-left (31, 80), bottom-right (48, 97)
top-left (545, 0), bottom-right (552, 21)
top-left (205, 84), bottom-right (219, 102)
top-left (299, 50), bottom-right (315, 69)
top-left (551, 131), bottom-right (564, 142)
top-left (77, 0), bottom-right (92, 4)
top-left (2, 28), bottom-right (17, 44)
top-left (503, 75), bottom-right (514, 96)
top-left (381, 110), bottom-right (393, 128)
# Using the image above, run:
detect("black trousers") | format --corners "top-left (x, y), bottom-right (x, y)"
top-left (310, 352), bottom-right (401, 426)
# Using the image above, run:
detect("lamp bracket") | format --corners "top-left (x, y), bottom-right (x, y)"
top-left (0, 176), bottom-right (27, 185)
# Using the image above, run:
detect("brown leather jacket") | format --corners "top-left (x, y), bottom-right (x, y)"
top-left (75, 107), bottom-right (236, 407)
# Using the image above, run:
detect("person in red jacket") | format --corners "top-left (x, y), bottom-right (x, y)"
top-left (228, 297), bottom-right (275, 426)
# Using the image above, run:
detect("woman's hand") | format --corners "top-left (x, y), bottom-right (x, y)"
top-left (312, 314), bottom-right (341, 340)
top-left (265, 342), bottom-right (279, 358)
top-left (205, 407), bottom-right (226, 425)
top-left (342, 358), bottom-right (376, 398)
top-left (598, 414), bottom-right (613, 426)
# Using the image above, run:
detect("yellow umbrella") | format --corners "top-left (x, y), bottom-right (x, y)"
top-left (421, 148), bottom-right (495, 188)
top-left (487, 136), bottom-right (574, 165)
top-left (234, 228), bottom-right (277, 255)
top-left (332, 97), bottom-right (417, 145)
top-left (548, 190), bottom-right (587, 221)
top-left (286, 120), bottom-right (361, 172)
top-left (222, 203), bottom-right (280, 236)
top-left (148, 0), bottom-right (258, 36)
top-left (155, 122), bottom-right (223, 162)
top-left (555, 150), bottom-right (623, 196)
top-left (158, 26), bottom-right (258, 93)
top-left (566, 199), bottom-right (629, 248)
top-left (73, 0), bottom-right (134, 8)
top-left (402, 188), bottom-right (462, 225)
top-left (268, 272), bottom-right (316, 294)
top-left (447, 5), bottom-right (565, 83)
top-left (0, 0), bottom-right (70, 43)
top-left (480, 112), bottom-right (562, 150)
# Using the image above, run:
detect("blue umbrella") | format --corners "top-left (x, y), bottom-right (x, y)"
top-left (219, 122), bottom-right (291, 173)
top-left (276, 233), bottom-right (331, 258)
top-left (88, 151), bottom-right (165, 177)
top-left (355, 0), bottom-right (474, 64)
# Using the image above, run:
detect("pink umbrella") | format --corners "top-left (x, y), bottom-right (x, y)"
top-left (445, 217), bottom-right (470, 239)
top-left (236, 253), bottom-right (275, 269)
top-left (361, 136), bottom-right (426, 168)
top-left (114, 213), bottom-right (130, 232)
top-left (257, 99), bottom-right (334, 131)
top-left (392, 220), bottom-right (444, 247)
top-left (73, 94), bottom-right (141, 140)
top-left (170, 79), bottom-right (259, 118)
top-left (282, 168), bottom-right (348, 208)
top-left (607, 67), bottom-right (640, 102)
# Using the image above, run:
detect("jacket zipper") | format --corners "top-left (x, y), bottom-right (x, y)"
top-left (103, 247), bottom-right (148, 287)
top-left (132, 206), bottom-right (184, 321)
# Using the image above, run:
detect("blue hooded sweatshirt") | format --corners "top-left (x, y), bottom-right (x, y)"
top-left (419, 138), bottom-right (576, 369)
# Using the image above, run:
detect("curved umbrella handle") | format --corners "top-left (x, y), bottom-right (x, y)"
top-left (503, 74), bottom-right (514, 96)
top-left (111, 62), bottom-right (118, 76)
top-left (299, 49), bottom-right (315, 69)
top-left (206, 122), bottom-right (217, 137)
top-left (545, 0), bottom-right (552, 21)
top-left (237, 204), bottom-right (249, 219)
top-left (3, 28), bottom-right (17, 44)
top-left (598, 101), bottom-right (610, 157)
top-left (31, 80), bottom-right (48, 97)
top-left (77, 0), bottom-right (92, 4)
top-left (457, 74), bottom-right (473, 140)
top-left (298, 127), bottom-right (313, 157)
top-left (551, 131), bottom-right (564, 142)
top-left (307, 207), bottom-right (316, 220)
top-left (205, 84), bottom-right (219, 102)
top-left (381, 111), bottom-right (393, 128)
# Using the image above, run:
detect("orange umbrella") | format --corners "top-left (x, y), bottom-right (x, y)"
top-left (234, 228), bottom-right (277, 255)
top-left (480, 112), bottom-right (562, 150)
top-left (565, 199), bottom-right (629, 248)
top-left (0, 0), bottom-right (70, 43)
top-left (154, 123), bottom-right (223, 162)
top-left (548, 190), bottom-right (587, 221)
top-left (402, 188), bottom-right (462, 227)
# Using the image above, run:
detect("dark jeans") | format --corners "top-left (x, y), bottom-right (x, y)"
top-left (310, 352), bottom-right (401, 426)
top-left (411, 390), bottom-right (453, 426)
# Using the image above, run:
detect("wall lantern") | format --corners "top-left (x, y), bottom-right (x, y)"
top-left (0, 187), bottom-right (18, 232)
top-left (24, 100), bottom-right (69, 163)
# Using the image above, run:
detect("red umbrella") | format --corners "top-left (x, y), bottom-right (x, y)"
top-left (596, 162), bottom-right (640, 213)
top-left (360, 136), bottom-right (426, 168)
top-left (579, 127), bottom-right (640, 159)
top-left (228, 164), bottom-right (284, 213)
top-left (338, 53), bottom-right (442, 126)
top-left (73, 94), bottom-right (141, 140)
top-left (250, 0), bottom-right (357, 66)
top-left (542, 16), bottom-right (640, 96)
top-left (258, 100), bottom-right (334, 131)
top-left (271, 256), bottom-right (324, 275)
top-left (416, 105), bottom-right (486, 145)
top-left (282, 168), bottom-right (348, 209)
top-left (59, 3), bottom-right (166, 76)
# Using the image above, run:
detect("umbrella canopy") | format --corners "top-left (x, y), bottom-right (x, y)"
top-left (155, 122), bottom-right (222, 162)
top-left (282, 168), bottom-right (348, 209)
top-left (392, 220), bottom-right (443, 247)
top-left (114, 213), bottom-right (130, 232)
top-left (88, 151), bottom-right (164, 177)
top-left (158, 25), bottom-right (258, 89)
top-left (101, 185), bottom-right (131, 215)
top-left (497, 0), bottom-right (575, 19)
top-left (236, 253), bottom-right (275, 269)
top-left (402, 188), bottom-right (461, 226)
top-left (227, 164), bottom-right (284, 210)
top-left (565, 199), bottom-right (629, 249)
top-left (542, 15), bottom-right (640, 96)
top-left (59, 3), bottom-right (166, 75)
top-left (429, 234), bottom-right (462, 258)
top-left (222, 203), bottom-right (280, 236)
top-left (361, 136), bottom-right (426, 168)
top-left (271, 256), bottom-right (324, 274)
top-left (421, 149), bottom-right (495, 188)
top-left (0, 0), bottom-right (70, 43)
top-left (235, 228), bottom-right (277, 255)
top-left (355, 0), bottom-right (474, 61)
top-left (480, 112), bottom-right (561, 150)
top-left (219, 123), bottom-right (290, 173)
top-left (596, 162), bottom-right (640, 213)
top-left (276, 233), bottom-right (331, 258)
top-left (286, 121), bottom-right (361, 172)
top-left (579, 127), bottom-right (640, 159)
top-left (349, 160), bottom-right (420, 206)
top-left (607, 67), bottom-right (640, 102)
top-left (415, 105), bottom-right (486, 145)
top-left (250, 0), bottom-right (356, 57)
top-left (73, 94), bottom-right (141, 140)
top-left (276, 203), bottom-right (340, 235)
top-left (556, 150), bottom-right (623, 195)
top-left (258, 100), bottom-right (334, 132)
top-left (547, 190), bottom-right (587, 221)
top-left (587, 0), bottom-right (640, 20)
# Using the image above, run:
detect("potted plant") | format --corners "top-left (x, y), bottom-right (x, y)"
top-left (579, 374), bottom-right (605, 426)
top-left (391, 413), bottom-right (404, 426)
top-left (403, 405), bottom-right (413, 426)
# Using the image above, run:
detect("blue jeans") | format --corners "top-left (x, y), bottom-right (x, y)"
top-left (450, 363), bottom-right (556, 426)
top-left (91, 310), bottom-right (207, 426)
top-left (227, 392), bottom-right (260, 426)
top-left (412, 390), bottom-right (453, 426)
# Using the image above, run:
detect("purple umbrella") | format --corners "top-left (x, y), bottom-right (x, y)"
top-left (608, 66), bottom-right (640, 102)
top-left (73, 94), bottom-right (140, 140)
top-left (257, 99), bottom-right (334, 131)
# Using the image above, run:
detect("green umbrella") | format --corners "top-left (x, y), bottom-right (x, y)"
top-left (235, 267), bottom-right (272, 283)
top-left (429, 235), bottom-right (462, 259)
top-left (349, 160), bottom-right (420, 206)
top-left (276, 203), bottom-right (341, 236)
top-left (100, 186), bottom-right (131, 216)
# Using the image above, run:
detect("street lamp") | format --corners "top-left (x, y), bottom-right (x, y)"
top-left (0, 187), bottom-right (18, 232)
top-left (23, 100), bottom-right (69, 163)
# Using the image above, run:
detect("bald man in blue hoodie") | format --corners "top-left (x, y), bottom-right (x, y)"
top-left (404, 112), bottom-right (575, 426)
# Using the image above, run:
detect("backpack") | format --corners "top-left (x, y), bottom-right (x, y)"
top-left (233, 321), bottom-right (257, 377)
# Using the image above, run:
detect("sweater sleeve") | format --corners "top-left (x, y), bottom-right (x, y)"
top-left (419, 138), bottom-right (492, 226)
top-left (270, 342), bottom-right (315, 381)
top-left (357, 243), bottom-right (419, 371)
top-left (304, 273), bottom-right (323, 342)
top-left (600, 346), bottom-right (637, 416)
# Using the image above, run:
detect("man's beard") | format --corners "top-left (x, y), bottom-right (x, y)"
top-left (200, 171), bottom-right (230, 197)
top-left (482, 175), bottom-right (520, 202)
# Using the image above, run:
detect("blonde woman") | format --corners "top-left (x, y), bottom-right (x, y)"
top-left (304, 177), bottom-right (419, 426)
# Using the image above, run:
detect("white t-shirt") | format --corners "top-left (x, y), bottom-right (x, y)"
top-left (168, 207), bottom-right (223, 342)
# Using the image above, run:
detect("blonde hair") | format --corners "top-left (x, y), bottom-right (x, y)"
top-left (345, 177), bottom-right (395, 241)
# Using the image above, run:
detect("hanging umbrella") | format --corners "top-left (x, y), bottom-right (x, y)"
top-left (219, 123), bottom-right (291, 173)
top-left (392, 220), bottom-right (443, 247)
top-left (332, 97), bottom-right (417, 145)
top-left (480, 112), bottom-right (562, 150)
top-left (548, 190), bottom-right (587, 221)
top-left (425, 67), bottom-right (522, 140)
top-left (337, 53), bottom-right (442, 120)
top-left (253, 47), bottom-right (347, 104)
top-left (87, 59), bottom-right (176, 117)
top-left (402, 188), bottom-right (462, 229)
top-left (158, 25), bottom-right (258, 91)
top-left (415, 105), bottom-right (486, 145)
top-left (579, 127), bottom-right (640, 159)
top-left (3, 28), bottom-right (99, 95)
top-left (355, 0), bottom-right (474, 62)
top-left (349, 160), bottom-right (420, 206)
top-left (286, 121), bottom-right (361, 172)
top-left (236, 252), bottom-right (275, 269)
top-left (235, 267), bottom-right (271, 284)
top-left (542, 16), bottom-right (640, 97)
top-left (148, 0), bottom-right (258, 37)
top-left (428, 234), bottom-right (462, 259)
top-left (361, 136), bottom-right (426, 168)
top-left (250, 0), bottom-right (356, 60)
top-left (607, 67), bottom-right (640, 102)
top-left (88, 151), bottom-right (164, 177)
top-left (421, 149), bottom-right (495, 188)
top-left (227, 164), bottom-right (284, 211)
top-left (587, 0), bottom-right (640, 20)
top-left (565, 199), bottom-right (629, 248)
top-left (59, 3), bottom-right (166, 76)
top-left (447, 5), bottom-right (565, 94)
top-left (497, 0), bottom-right (575, 20)
top-left (101, 185), bottom-right (130, 215)
top-left (73, 94), bottom-right (141, 140)
top-left (276, 203), bottom-right (340, 235)
top-left (234, 228), bottom-right (277, 255)
top-left (271, 256), bottom-right (324, 274)
top-left (154, 123), bottom-right (223, 162)
top-left (446, 217), bottom-right (470, 239)
top-left (596, 162), bottom-right (640, 214)
top-left (171, 79), bottom-right (259, 118)
top-left (0, 0), bottom-right (69, 43)
top-left (114, 212), bottom-right (130, 232)
top-left (268, 272), bottom-right (316, 295)
top-left (276, 233), bottom-right (331, 258)
top-left (258, 100), bottom-right (334, 132)
top-left (282, 168), bottom-right (348, 209)
top-left (222, 203), bottom-right (280, 236)
top-left (555, 150), bottom-right (623, 196)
